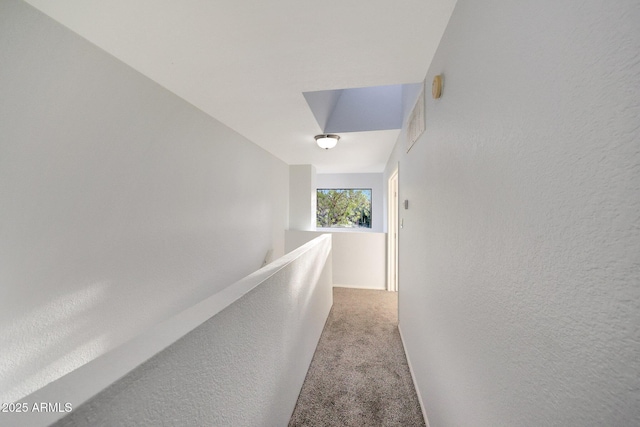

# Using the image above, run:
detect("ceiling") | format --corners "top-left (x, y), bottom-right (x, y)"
top-left (23, 0), bottom-right (457, 173)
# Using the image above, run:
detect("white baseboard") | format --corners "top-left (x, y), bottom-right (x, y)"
top-left (332, 284), bottom-right (386, 290)
top-left (398, 323), bottom-right (430, 427)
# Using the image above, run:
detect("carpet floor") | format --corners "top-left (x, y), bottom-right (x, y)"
top-left (289, 287), bottom-right (426, 427)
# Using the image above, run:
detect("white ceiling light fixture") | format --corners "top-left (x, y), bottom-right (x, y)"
top-left (315, 134), bottom-right (340, 150)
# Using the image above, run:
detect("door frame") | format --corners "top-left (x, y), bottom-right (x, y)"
top-left (387, 167), bottom-right (399, 292)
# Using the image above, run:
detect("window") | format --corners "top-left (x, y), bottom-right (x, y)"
top-left (317, 189), bottom-right (372, 229)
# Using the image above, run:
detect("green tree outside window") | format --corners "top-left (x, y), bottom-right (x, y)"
top-left (317, 189), bottom-right (372, 228)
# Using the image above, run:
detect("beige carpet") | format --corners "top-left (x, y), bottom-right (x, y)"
top-left (289, 287), bottom-right (426, 427)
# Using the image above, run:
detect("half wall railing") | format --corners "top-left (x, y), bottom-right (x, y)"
top-left (6, 234), bottom-right (332, 427)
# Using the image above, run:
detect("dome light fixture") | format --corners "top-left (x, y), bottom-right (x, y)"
top-left (315, 134), bottom-right (340, 150)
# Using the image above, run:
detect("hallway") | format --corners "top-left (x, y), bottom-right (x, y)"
top-left (289, 288), bottom-right (425, 427)
top-left (2, 0), bottom-right (638, 424)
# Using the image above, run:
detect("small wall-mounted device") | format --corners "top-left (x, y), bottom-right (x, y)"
top-left (432, 74), bottom-right (443, 99)
top-left (404, 200), bottom-right (409, 209)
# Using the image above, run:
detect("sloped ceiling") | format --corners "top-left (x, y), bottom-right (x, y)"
top-left (22, 0), bottom-right (457, 172)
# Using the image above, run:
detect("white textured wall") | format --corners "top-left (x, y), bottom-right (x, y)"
top-left (0, 0), bottom-right (288, 403)
top-left (316, 173), bottom-right (384, 232)
top-left (387, 0), bottom-right (640, 426)
top-left (286, 230), bottom-right (386, 290)
top-left (289, 165), bottom-right (317, 231)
